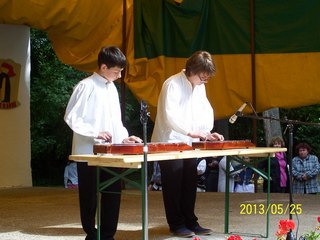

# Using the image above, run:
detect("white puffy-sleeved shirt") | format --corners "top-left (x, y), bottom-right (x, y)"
top-left (64, 72), bottom-right (128, 154)
top-left (151, 70), bottom-right (214, 146)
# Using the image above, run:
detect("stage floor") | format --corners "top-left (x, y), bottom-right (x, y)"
top-left (0, 187), bottom-right (318, 240)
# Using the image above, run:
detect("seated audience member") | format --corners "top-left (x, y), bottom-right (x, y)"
top-left (64, 160), bottom-right (78, 189)
top-left (148, 161), bottom-right (162, 191)
top-left (234, 156), bottom-right (255, 193)
top-left (218, 156), bottom-right (242, 192)
top-left (204, 157), bottom-right (221, 192)
top-left (149, 159), bottom-right (210, 192)
top-left (197, 158), bottom-right (207, 192)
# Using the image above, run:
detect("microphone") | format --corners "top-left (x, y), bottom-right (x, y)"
top-left (140, 100), bottom-right (150, 124)
top-left (229, 103), bottom-right (247, 124)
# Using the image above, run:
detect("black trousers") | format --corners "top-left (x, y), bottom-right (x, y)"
top-left (77, 162), bottom-right (121, 240)
top-left (159, 158), bottom-right (199, 231)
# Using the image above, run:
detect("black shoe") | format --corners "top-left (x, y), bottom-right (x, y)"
top-left (190, 225), bottom-right (213, 235)
top-left (171, 227), bottom-right (195, 238)
top-left (85, 234), bottom-right (97, 240)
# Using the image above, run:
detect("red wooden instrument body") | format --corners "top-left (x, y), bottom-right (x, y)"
top-left (192, 140), bottom-right (255, 150)
top-left (94, 140), bottom-right (255, 154)
top-left (93, 142), bottom-right (193, 154)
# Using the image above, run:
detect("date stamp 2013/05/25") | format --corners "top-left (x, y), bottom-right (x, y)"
top-left (239, 203), bottom-right (302, 215)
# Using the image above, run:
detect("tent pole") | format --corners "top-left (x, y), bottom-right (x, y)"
top-left (121, 0), bottom-right (127, 124)
top-left (249, 0), bottom-right (257, 145)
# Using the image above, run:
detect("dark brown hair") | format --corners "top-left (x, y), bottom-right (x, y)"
top-left (98, 46), bottom-right (126, 69)
top-left (185, 51), bottom-right (216, 77)
top-left (295, 142), bottom-right (311, 153)
top-left (269, 136), bottom-right (285, 147)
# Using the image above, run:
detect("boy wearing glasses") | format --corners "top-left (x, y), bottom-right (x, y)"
top-left (151, 50), bottom-right (223, 238)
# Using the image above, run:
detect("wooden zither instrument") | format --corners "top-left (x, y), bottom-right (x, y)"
top-left (93, 140), bottom-right (255, 154)
top-left (93, 142), bottom-right (193, 154)
top-left (192, 140), bottom-right (255, 150)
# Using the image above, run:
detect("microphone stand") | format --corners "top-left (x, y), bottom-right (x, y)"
top-left (233, 103), bottom-right (320, 240)
top-left (284, 120), bottom-right (295, 240)
top-left (235, 102), bottom-right (320, 128)
top-left (140, 100), bottom-right (150, 240)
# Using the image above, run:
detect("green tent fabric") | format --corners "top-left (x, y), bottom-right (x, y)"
top-left (135, 0), bottom-right (320, 56)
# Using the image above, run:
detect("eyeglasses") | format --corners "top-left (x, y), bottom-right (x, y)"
top-left (197, 74), bottom-right (210, 83)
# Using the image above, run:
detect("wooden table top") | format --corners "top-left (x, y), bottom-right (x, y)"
top-left (69, 147), bottom-right (287, 168)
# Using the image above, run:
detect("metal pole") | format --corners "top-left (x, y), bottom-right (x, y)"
top-left (120, 0), bottom-right (127, 124)
top-left (249, 0), bottom-right (257, 145)
top-left (266, 155), bottom-right (270, 238)
top-left (224, 157), bottom-right (230, 233)
top-left (140, 100), bottom-right (150, 240)
top-left (286, 123), bottom-right (295, 240)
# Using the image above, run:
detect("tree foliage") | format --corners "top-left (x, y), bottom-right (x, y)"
top-left (30, 29), bottom-right (88, 185)
top-left (280, 105), bottom-right (320, 156)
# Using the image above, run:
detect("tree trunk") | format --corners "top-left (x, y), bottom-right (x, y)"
top-left (262, 108), bottom-right (283, 146)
